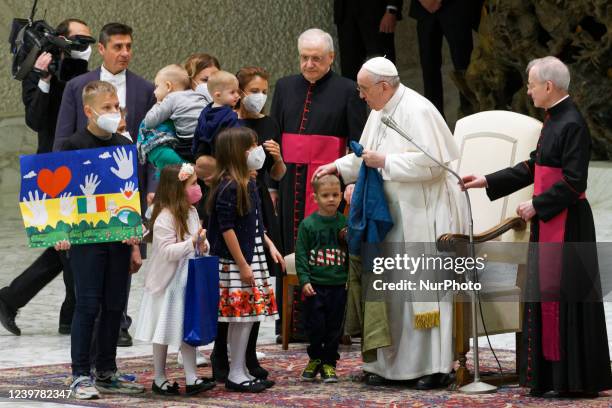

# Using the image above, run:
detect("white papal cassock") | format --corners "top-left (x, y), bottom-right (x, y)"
top-left (335, 83), bottom-right (466, 380)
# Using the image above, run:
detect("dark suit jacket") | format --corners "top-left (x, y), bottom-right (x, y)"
top-left (53, 67), bottom-right (155, 151)
top-left (334, 0), bottom-right (404, 24)
top-left (409, 0), bottom-right (483, 29)
top-left (22, 59), bottom-right (88, 154)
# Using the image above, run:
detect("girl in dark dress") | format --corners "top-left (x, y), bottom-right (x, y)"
top-left (210, 67), bottom-right (286, 383)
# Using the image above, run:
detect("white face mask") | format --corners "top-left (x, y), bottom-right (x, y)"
top-left (242, 92), bottom-right (267, 114)
top-left (92, 109), bottom-right (121, 134)
top-left (247, 145), bottom-right (266, 171)
top-left (195, 83), bottom-right (212, 103)
top-left (70, 45), bottom-right (92, 61)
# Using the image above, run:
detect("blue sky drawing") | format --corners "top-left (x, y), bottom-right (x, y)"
top-left (19, 145), bottom-right (139, 199)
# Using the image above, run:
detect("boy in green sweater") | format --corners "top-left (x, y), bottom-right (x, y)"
top-left (295, 174), bottom-right (348, 383)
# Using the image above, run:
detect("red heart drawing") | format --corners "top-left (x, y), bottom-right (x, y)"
top-left (124, 191), bottom-right (133, 198)
top-left (37, 166), bottom-right (72, 198)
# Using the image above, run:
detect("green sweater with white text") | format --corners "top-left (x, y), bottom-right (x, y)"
top-left (295, 212), bottom-right (348, 287)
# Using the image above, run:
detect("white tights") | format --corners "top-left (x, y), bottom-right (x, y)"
top-left (227, 322), bottom-right (254, 384)
top-left (153, 342), bottom-right (199, 388)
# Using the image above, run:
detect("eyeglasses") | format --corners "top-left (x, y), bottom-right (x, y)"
top-left (356, 81), bottom-right (385, 93)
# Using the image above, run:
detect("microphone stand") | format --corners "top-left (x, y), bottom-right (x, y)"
top-left (381, 116), bottom-right (497, 394)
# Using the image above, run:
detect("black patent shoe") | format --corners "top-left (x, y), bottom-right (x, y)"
top-left (255, 378), bottom-right (275, 388)
top-left (211, 352), bottom-right (229, 382)
top-left (0, 298), bottom-right (20, 336)
top-left (225, 379), bottom-right (266, 393)
top-left (248, 364), bottom-right (269, 379)
top-left (185, 377), bottom-right (216, 395)
top-left (152, 380), bottom-right (180, 396)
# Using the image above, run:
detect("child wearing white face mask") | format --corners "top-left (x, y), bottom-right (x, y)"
top-left (60, 80), bottom-right (145, 399)
top-left (137, 64), bottom-right (209, 170)
top-left (206, 127), bottom-right (285, 393)
top-left (61, 80), bottom-right (128, 148)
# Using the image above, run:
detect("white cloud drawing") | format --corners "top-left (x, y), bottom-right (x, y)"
top-left (99, 152), bottom-right (111, 159)
top-left (83, 160), bottom-right (92, 165)
top-left (23, 170), bottom-right (37, 179)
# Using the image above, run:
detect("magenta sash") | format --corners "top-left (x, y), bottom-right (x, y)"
top-left (282, 133), bottom-right (346, 217)
top-left (533, 164), bottom-right (585, 361)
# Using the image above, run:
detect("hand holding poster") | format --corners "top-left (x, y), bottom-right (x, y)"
top-left (19, 145), bottom-right (142, 247)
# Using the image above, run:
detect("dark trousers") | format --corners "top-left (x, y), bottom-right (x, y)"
top-left (69, 243), bottom-right (130, 377)
top-left (304, 284), bottom-right (347, 366)
top-left (337, 15), bottom-right (396, 81)
top-left (0, 247), bottom-right (74, 326)
top-left (416, 12), bottom-right (474, 117)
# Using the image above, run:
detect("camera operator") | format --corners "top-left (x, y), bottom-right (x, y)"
top-left (0, 18), bottom-right (91, 337)
top-left (22, 18), bottom-right (92, 153)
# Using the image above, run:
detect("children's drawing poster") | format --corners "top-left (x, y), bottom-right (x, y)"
top-left (19, 145), bottom-right (142, 248)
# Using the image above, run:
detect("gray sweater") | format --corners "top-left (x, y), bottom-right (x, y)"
top-left (143, 90), bottom-right (210, 139)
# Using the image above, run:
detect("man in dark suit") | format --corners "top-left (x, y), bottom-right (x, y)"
top-left (0, 18), bottom-right (91, 337)
top-left (334, 0), bottom-right (404, 81)
top-left (409, 0), bottom-right (483, 118)
top-left (54, 22), bottom-right (155, 346)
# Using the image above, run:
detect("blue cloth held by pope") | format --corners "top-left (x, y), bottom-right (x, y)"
top-left (347, 141), bottom-right (394, 255)
top-left (183, 255), bottom-right (220, 347)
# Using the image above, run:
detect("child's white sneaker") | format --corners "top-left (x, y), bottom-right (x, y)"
top-left (70, 376), bottom-right (99, 400)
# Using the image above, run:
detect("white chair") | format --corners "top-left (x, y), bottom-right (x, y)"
top-left (437, 110), bottom-right (541, 386)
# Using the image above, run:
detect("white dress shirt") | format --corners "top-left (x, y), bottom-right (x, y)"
top-left (100, 65), bottom-right (127, 108)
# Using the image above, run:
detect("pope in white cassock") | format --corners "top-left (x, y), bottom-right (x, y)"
top-left (314, 57), bottom-right (466, 389)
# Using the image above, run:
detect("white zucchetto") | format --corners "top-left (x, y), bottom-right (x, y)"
top-left (362, 57), bottom-right (398, 76)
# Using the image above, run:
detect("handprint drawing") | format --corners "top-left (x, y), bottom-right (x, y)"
top-left (110, 147), bottom-right (134, 180)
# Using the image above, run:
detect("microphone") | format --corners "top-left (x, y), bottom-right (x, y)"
top-left (381, 115), bottom-right (495, 394)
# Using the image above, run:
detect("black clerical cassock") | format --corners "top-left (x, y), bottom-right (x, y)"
top-left (485, 97), bottom-right (612, 394)
top-left (270, 69), bottom-right (367, 255)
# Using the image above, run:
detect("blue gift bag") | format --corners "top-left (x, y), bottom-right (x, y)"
top-left (183, 255), bottom-right (220, 347)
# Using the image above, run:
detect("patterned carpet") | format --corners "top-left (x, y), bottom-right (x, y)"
top-left (0, 343), bottom-right (610, 407)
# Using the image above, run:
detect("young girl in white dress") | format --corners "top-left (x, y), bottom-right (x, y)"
top-left (135, 163), bottom-right (215, 396)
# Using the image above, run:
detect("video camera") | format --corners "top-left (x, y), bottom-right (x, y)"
top-left (8, 0), bottom-right (95, 81)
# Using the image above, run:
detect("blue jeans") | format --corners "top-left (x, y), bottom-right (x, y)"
top-left (69, 243), bottom-right (131, 377)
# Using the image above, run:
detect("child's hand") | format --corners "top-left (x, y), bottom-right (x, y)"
top-left (129, 245), bottom-right (142, 274)
top-left (302, 283), bottom-right (316, 297)
top-left (54, 240), bottom-right (71, 251)
top-left (239, 263), bottom-right (256, 286)
top-left (268, 243), bottom-right (286, 272)
top-left (193, 228), bottom-right (208, 254)
top-left (123, 236), bottom-right (141, 246)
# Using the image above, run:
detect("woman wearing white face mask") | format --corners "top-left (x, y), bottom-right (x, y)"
top-left (184, 53), bottom-right (221, 105)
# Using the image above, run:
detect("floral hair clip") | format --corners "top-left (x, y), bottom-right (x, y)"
top-left (178, 163), bottom-right (195, 181)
